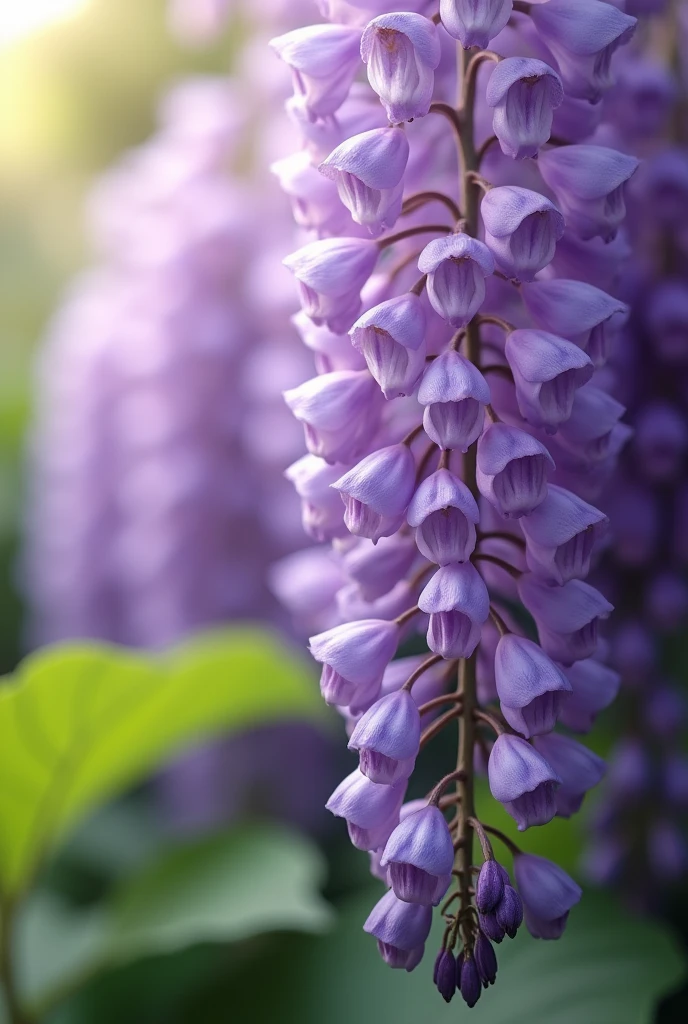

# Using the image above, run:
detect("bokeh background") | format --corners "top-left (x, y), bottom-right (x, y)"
top-left (0, 2), bottom-right (687, 1022)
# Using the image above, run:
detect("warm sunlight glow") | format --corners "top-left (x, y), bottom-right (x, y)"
top-left (0, 0), bottom-right (90, 47)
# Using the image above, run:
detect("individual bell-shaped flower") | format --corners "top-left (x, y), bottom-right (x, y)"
top-left (327, 768), bottom-right (406, 851)
top-left (556, 386), bottom-right (627, 464)
top-left (271, 151), bottom-right (348, 237)
top-left (474, 932), bottom-right (498, 987)
top-left (361, 13), bottom-right (441, 123)
top-left (513, 853), bottom-right (582, 939)
top-left (284, 237), bottom-right (379, 334)
top-left (320, 126), bottom-right (409, 236)
top-left (284, 370), bottom-right (381, 465)
top-left (481, 187), bottom-right (565, 282)
top-left (332, 443), bottom-right (417, 542)
top-left (285, 454), bottom-right (348, 543)
top-left (538, 145), bottom-right (639, 243)
top-left (343, 534), bottom-right (417, 601)
top-left (505, 329), bottom-right (593, 431)
top-left (486, 58), bottom-right (563, 160)
top-left (350, 293), bottom-right (427, 399)
top-left (364, 889), bottom-right (432, 970)
top-left (558, 657), bottom-right (621, 733)
top-left (433, 948), bottom-right (457, 1003)
top-left (439, 0), bottom-right (513, 49)
top-left (477, 423), bottom-right (554, 519)
top-left (381, 804), bottom-right (454, 905)
top-left (418, 234), bottom-right (495, 328)
top-left (522, 278), bottom-right (628, 368)
top-left (348, 690), bottom-right (421, 785)
top-left (518, 575), bottom-right (613, 665)
top-left (488, 734), bottom-right (561, 831)
top-left (292, 311), bottom-right (365, 374)
top-left (520, 484), bottom-right (608, 585)
top-left (533, 733), bottom-right (606, 818)
top-left (495, 634), bottom-right (572, 738)
top-left (459, 952), bottom-right (482, 1008)
top-left (406, 468), bottom-right (480, 565)
top-left (309, 617), bottom-right (399, 707)
top-left (529, 0), bottom-right (636, 102)
top-left (270, 23), bottom-right (363, 118)
top-left (418, 562), bottom-right (490, 658)
top-left (417, 351), bottom-right (490, 451)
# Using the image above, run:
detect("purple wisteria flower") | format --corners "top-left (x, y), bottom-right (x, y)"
top-left (381, 804), bottom-right (455, 905)
top-left (481, 187), bottom-right (565, 282)
top-left (418, 351), bottom-right (491, 451)
top-left (270, 24), bottom-right (363, 118)
top-left (488, 734), bottom-right (561, 831)
top-left (513, 853), bottom-right (582, 939)
top-left (320, 126), bottom-right (409, 235)
top-left (326, 768), bottom-right (406, 850)
top-left (419, 235), bottom-right (495, 328)
top-left (309, 617), bottom-right (399, 707)
top-left (486, 59), bottom-right (563, 160)
top-left (350, 293), bottom-right (427, 398)
top-left (361, 13), bottom-right (441, 123)
top-left (272, 0), bottom-right (638, 998)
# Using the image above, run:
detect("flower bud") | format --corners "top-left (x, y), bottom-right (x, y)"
top-left (327, 768), bottom-right (406, 851)
top-left (433, 948), bottom-right (457, 1002)
top-left (488, 733), bottom-right (561, 831)
top-left (349, 690), bottom-right (421, 785)
top-left (364, 889), bottom-right (432, 970)
top-left (513, 852), bottom-right (582, 939)
top-left (309, 617), bottom-right (399, 707)
top-left (474, 931), bottom-right (498, 986)
top-left (538, 145), bottom-right (639, 243)
top-left (481, 187), bottom-right (565, 282)
top-left (382, 805), bottom-right (454, 905)
top-left (486, 58), bottom-right (563, 160)
top-left (333, 443), bottom-right (417, 542)
top-left (417, 350), bottom-right (490, 451)
top-left (418, 234), bottom-right (495, 328)
top-left (270, 24), bottom-right (363, 118)
top-left (320, 126), bottom-right (409, 235)
top-left (440, 0), bottom-right (513, 49)
top-left (529, 0), bottom-right (636, 101)
top-left (407, 468), bottom-right (480, 564)
top-left (361, 13), bottom-right (441, 123)
top-left (496, 884), bottom-right (524, 938)
top-left (520, 484), bottom-right (608, 585)
top-left (505, 328), bottom-right (593, 431)
top-left (475, 859), bottom-right (508, 913)
top-left (477, 423), bottom-right (554, 519)
top-left (495, 634), bottom-right (572, 738)
top-left (350, 293), bottom-right (426, 399)
top-left (533, 733), bottom-right (606, 818)
top-left (284, 237), bottom-right (378, 334)
top-left (458, 951), bottom-right (482, 1007)
top-left (419, 562), bottom-right (490, 659)
top-left (519, 575), bottom-right (613, 665)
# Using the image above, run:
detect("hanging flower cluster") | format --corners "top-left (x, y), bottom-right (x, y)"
top-left (583, 0), bottom-right (688, 900)
top-left (274, 0), bottom-right (639, 1004)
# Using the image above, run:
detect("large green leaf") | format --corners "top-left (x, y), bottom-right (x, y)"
top-left (0, 630), bottom-right (322, 895)
top-left (18, 825), bottom-right (332, 1017)
top-left (226, 888), bottom-right (686, 1024)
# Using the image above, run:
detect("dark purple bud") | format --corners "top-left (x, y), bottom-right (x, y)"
top-left (433, 949), bottom-right (457, 1002)
top-left (474, 931), bottom-right (498, 987)
top-left (459, 952), bottom-right (482, 1008)
top-left (495, 884), bottom-right (523, 938)
top-left (478, 911), bottom-right (506, 943)
top-left (475, 859), bottom-right (506, 913)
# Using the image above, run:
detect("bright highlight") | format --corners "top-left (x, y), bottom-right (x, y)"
top-left (0, 0), bottom-right (89, 47)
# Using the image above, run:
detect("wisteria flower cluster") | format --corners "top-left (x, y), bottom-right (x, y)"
top-left (273, 0), bottom-right (639, 1004)
top-left (583, 0), bottom-right (688, 900)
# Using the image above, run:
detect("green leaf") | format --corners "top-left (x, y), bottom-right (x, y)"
top-left (227, 888), bottom-right (686, 1024)
top-left (0, 630), bottom-right (322, 895)
top-left (107, 823), bottom-right (333, 958)
top-left (17, 826), bottom-right (332, 1018)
